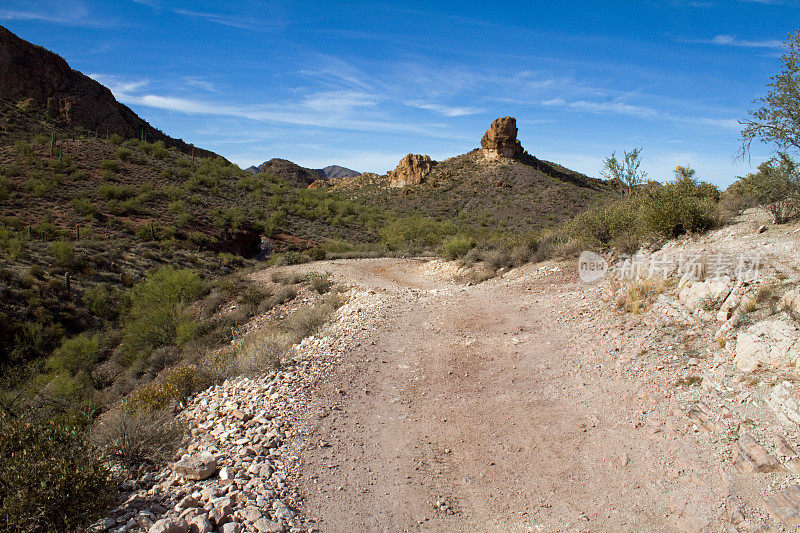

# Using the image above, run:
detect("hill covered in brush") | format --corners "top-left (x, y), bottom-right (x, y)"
top-left (317, 116), bottom-right (615, 234)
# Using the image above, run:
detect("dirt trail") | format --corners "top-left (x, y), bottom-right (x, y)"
top-left (265, 259), bottom-right (727, 532)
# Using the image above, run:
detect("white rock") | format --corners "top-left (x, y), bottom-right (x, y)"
top-left (734, 316), bottom-right (800, 372)
top-left (679, 276), bottom-right (733, 312)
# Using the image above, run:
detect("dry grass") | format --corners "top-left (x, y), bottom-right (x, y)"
top-left (615, 276), bottom-right (670, 314)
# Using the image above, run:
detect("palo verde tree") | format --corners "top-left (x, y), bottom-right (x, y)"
top-left (600, 147), bottom-right (647, 196)
top-left (740, 28), bottom-right (800, 156)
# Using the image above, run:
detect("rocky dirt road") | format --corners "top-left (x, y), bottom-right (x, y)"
top-left (270, 258), bottom-right (728, 532)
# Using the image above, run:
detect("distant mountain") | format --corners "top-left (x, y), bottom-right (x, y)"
top-left (315, 165), bottom-right (361, 179)
top-left (256, 158), bottom-right (321, 186)
top-left (0, 25), bottom-right (215, 159)
top-left (249, 160), bottom-right (361, 183)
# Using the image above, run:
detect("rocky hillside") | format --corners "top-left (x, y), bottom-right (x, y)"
top-left (321, 116), bottom-right (614, 233)
top-left (0, 26), bottom-right (215, 159)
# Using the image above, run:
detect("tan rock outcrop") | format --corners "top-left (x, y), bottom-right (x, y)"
top-left (480, 116), bottom-right (524, 160)
top-left (388, 154), bottom-right (435, 188)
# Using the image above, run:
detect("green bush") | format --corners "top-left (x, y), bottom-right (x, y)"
top-left (124, 365), bottom-right (209, 411)
top-left (47, 333), bottom-right (100, 376)
top-left (98, 184), bottom-right (135, 200)
top-left (108, 134), bottom-right (123, 145)
top-left (0, 413), bottom-right (112, 532)
top-left (734, 153), bottom-right (800, 223)
top-left (83, 283), bottom-right (116, 319)
top-left (440, 234), bottom-right (475, 260)
top-left (640, 171), bottom-right (719, 238)
top-left (115, 147), bottom-right (132, 162)
top-left (99, 159), bottom-right (119, 172)
top-left (150, 141), bottom-right (169, 160)
top-left (49, 241), bottom-right (75, 268)
top-left (121, 268), bottom-right (206, 362)
top-left (72, 197), bottom-right (99, 218)
top-left (379, 216), bottom-right (452, 252)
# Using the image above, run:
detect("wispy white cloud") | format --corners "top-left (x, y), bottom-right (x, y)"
top-left (88, 74), bottom-right (149, 94)
top-left (172, 9), bottom-right (263, 31)
top-left (88, 74), bottom-right (453, 138)
top-left (0, 1), bottom-right (113, 27)
top-left (542, 98), bottom-right (660, 119)
top-left (542, 97), bottom-right (740, 131)
top-left (183, 77), bottom-right (216, 92)
top-left (405, 101), bottom-right (483, 117)
top-left (707, 34), bottom-right (783, 48)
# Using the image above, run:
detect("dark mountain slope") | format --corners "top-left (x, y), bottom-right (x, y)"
top-left (0, 25), bottom-right (215, 159)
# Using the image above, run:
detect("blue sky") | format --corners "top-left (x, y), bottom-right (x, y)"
top-left (1, 0), bottom-right (798, 186)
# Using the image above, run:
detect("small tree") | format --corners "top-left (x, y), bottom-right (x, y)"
top-left (601, 147), bottom-right (646, 196)
top-left (739, 153), bottom-right (800, 223)
top-left (740, 29), bottom-right (800, 157)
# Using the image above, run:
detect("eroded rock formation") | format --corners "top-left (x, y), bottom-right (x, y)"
top-left (480, 116), bottom-right (524, 160)
top-left (388, 154), bottom-right (435, 188)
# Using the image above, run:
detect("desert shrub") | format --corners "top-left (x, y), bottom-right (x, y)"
top-left (0, 176), bottom-right (9, 202)
top-left (120, 268), bottom-right (206, 363)
top-left (217, 332), bottom-right (288, 376)
top-left (82, 283), bottom-right (117, 319)
top-left (124, 365), bottom-right (209, 411)
top-left (72, 197), bottom-right (99, 218)
top-left (99, 159), bottom-right (119, 172)
top-left (115, 147), bottom-right (132, 162)
top-left (640, 172), bottom-right (720, 238)
top-left (0, 413), bottom-right (112, 532)
top-left (49, 240), bottom-right (75, 268)
top-left (150, 141), bottom-right (169, 160)
top-left (304, 272), bottom-right (333, 294)
top-left (108, 134), bottom-right (123, 145)
top-left (380, 216), bottom-right (452, 252)
top-left (14, 140), bottom-right (33, 159)
top-left (441, 234), bottom-right (475, 260)
top-left (91, 408), bottom-right (183, 469)
top-left (212, 206), bottom-right (246, 234)
top-left (47, 333), bottom-right (100, 376)
top-left (98, 184), bottom-right (136, 200)
top-left (567, 198), bottom-right (641, 249)
top-left (735, 153), bottom-right (800, 223)
top-left (0, 228), bottom-right (25, 259)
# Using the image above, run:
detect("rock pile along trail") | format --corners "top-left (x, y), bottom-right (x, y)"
top-left (258, 258), bottom-right (727, 532)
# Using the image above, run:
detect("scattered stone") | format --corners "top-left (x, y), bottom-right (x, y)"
top-left (757, 225), bottom-right (767, 233)
top-left (765, 485), bottom-right (800, 526)
top-left (149, 517), bottom-right (189, 533)
top-left (687, 403), bottom-right (723, 433)
top-left (188, 515), bottom-right (213, 533)
top-left (733, 433), bottom-right (783, 473)
top-left (220, 522), bottom-right (243, 533)
top-left (254, 518), bottom-right (285, 533)
top-left (774, 435), bottom-right (797, 457)
top-left (173, 453), bottom-right (218, 481)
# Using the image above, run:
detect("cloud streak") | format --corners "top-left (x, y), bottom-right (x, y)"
top-left (542, 97), bottom-right (740, 131)
top-left (706, 34), bottom-right (783, 48)
top-left (88, 74), bottom-right (454, 138)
